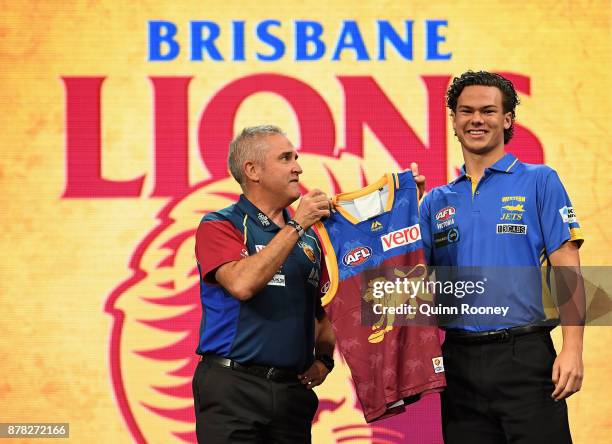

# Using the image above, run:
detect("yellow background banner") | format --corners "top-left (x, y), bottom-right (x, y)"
top-left (1, 1), bottom-right (610, 443)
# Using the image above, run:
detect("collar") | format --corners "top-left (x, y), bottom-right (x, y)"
top-left (450, 153), bottom-right (520, 185)
top-left (236, 194), bottom-right (290, 232)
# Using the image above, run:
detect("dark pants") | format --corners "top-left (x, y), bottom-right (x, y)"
top-left (192, 359), bottom-right (319, 444)
top-left (441, 330), bottom-right (572, 444)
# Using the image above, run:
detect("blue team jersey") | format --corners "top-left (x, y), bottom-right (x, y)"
top-left (419, 153), bottom-right (583, 331)
top-left (316, 172), bottom-right (445, 423)
top-left (195, 195), bottom-right (323, 372)
top-left (318, 172), bottom-right (423, 299)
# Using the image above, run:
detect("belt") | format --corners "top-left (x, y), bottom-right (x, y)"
top-left (444, 325), bottom-right (553, 344)
top-left (203, 354), bottom-right (299, 383)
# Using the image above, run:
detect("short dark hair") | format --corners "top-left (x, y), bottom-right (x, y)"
top-left (446, 71), bottom-right (520, 144)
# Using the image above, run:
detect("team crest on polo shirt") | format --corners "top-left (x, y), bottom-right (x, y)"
top-left (298, 240), bottom-right (317, 263)
top-left (500, 195), bottom-right (526, 221)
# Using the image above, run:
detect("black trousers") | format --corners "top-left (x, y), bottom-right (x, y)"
top-left (441, 330), bottom-right (572, 444)
top-left (192, 359), bottom-right (319, 444)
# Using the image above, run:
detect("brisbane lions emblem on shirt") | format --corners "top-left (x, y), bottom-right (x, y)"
top-left (298, 240), bottom-right (317, 263)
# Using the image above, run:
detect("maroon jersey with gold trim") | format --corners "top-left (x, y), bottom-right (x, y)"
top-left (316, 172), bottom-right (446, 423)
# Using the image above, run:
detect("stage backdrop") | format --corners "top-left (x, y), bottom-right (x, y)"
top-left (1, 1), bottom-right (610, 443)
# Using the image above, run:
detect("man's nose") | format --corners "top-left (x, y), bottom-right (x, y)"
top-left (294, 160), bottom-right (303, 175)
top-left (471, 111), bottom-right (484, 124)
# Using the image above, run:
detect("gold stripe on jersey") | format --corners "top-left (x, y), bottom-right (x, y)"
top-left (314, 222), bottom-right (339, 306)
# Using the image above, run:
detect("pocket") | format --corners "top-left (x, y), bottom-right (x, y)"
top-left (539, 333), bottom-right (557, 357)
top-left (307, 388), bottom-right (319, 420)
top-left (291, 384), bottom-right (319, 420)
top-left (193, 360), bottom-right (218, 411)
top-left (511, 334), bottom-right (556, 392)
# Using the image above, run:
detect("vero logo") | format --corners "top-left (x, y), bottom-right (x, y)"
top-left (380, 225), bottom-right (421, 251)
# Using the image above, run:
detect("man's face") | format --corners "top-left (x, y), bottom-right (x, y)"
top-left (258, 134), bottom-right (303, 204)
top-left (451, 85), bottom-right (512, 155)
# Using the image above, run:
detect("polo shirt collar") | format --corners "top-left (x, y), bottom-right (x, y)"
top-left (488, 152), bottom-right (520, 173)
top-left (237, 194), bottom-right (290, 232)
top-left (450, 152), bottom-right (520, 186)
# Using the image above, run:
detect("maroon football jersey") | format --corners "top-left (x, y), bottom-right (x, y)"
top-left (316, 172), bottom-right (446, 422)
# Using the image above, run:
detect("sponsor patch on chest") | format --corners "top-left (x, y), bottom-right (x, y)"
top-left (434, 227), bottom-right (460, 248)
top-left (496, 224), bottom-right (527, 235)
top-left (267, 274), bottom-right (286, 286)
top-left (380, 224), bottom-right (421, 251)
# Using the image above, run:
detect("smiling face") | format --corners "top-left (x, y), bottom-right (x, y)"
top-left (451, 85), bottom-right (512, 156)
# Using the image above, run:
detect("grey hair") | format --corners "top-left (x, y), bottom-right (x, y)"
top-left (228, 125), bottom-right (286, 186)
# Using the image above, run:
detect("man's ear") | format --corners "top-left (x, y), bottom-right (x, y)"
top-left (244, 160), bottom-right (260, 183)
top-left (450, 111), bottom-right (458, 135)
top-left (504, 112), bottom-right (512, 130)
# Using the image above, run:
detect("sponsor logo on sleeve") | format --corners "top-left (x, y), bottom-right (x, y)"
top-left (342, 246), bottom-right (372, 266)
top-left (559, 206), bottom-right (577, 223)
top-left (435, 206), bottom-right (456, 221)
top-left (380, 224), bottom-right (421, 252)
top-left (433, 227), bottom-right (460, 248)
top-left (496, 224), bottom-right (527, 235)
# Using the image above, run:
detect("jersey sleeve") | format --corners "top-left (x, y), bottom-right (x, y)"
top-left (539, 170), bottom-right (584, 255)
top-left (195, 218), bottom-right (245, 283)
top-left (419, 193), bottom-right (434, 265)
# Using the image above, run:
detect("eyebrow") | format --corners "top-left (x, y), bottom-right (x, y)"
top-left (279, 150), bottom-right (298, 159)
top-left (458, 104), bottom-right (498, 110)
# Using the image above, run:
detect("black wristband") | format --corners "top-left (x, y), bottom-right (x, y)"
top-left (316, 354), bottom-right (334, 372)
top-left (287, 219), bottom-right (305, 237)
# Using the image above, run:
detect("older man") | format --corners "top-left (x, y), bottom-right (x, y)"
top-left (192, 125), bottom-right (335, 443)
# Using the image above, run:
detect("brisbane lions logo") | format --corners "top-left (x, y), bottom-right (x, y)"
top-left (105, 152), bottom-right (442, 443)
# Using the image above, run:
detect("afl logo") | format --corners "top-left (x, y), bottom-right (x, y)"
top-left (435, 206), bottom-right (456, 221)
top-left (342, 246), bottom-right (372, 267)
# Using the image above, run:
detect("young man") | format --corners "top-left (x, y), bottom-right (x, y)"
top-left (193, 125), bottom-right (335, 443)
top-left (419, 71), bottom-right (584, 443)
